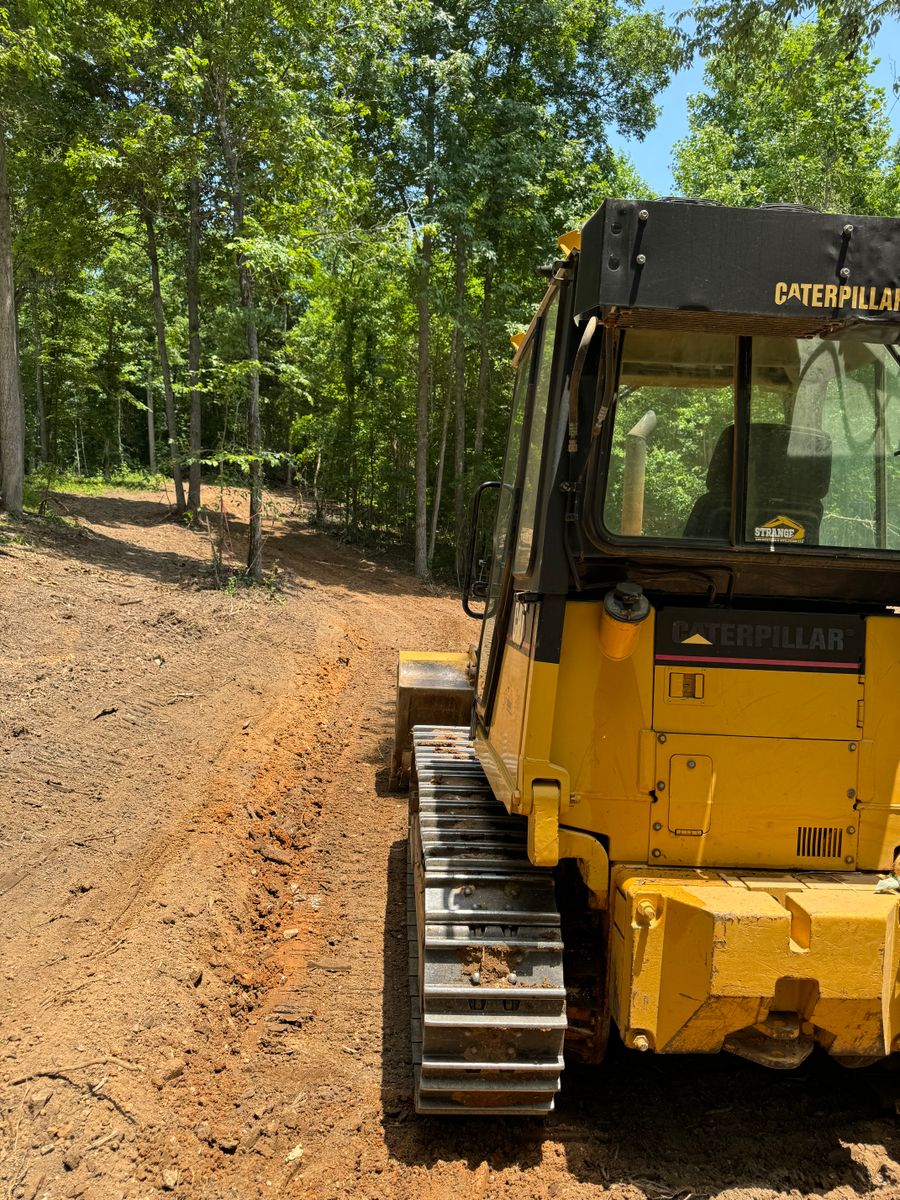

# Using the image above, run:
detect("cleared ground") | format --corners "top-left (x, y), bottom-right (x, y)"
top-left (1, 486), bottom-right (899, 1200)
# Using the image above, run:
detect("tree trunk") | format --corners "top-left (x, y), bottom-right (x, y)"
top-left (341, 299), bottom-right (357, 531)
top-left (215, 91), bottom-right (263, 579)
top-left (414, 230), bottom-right (431, 577)
top-left (186, 175), bottom-right (202, 512)
top-left (143, 205), bottom-right (186, 513)
top-left (451, 233), bottom-right (467, 539)
top-left (48, 320), bottom-right (58, 467)
top-left (0, 120), bottom-right (24, 513)
top-left (146, 365), bottom-right (156, 473)
top-left (473, 265), bottom-right (492, 475)
top-left (106, 312), bottom-right (120, 469)
top-left (428, 393), bottom-right (450, 567)
top-left (413, 80), bottom-right (435, 579)
top-left (285, 402), bottom-right (293, 487)
top-left (245, 305), bottom-right (262, 580)
top-left (31, 280), bottom-right (46, 464)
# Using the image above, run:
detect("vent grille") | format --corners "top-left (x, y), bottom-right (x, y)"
top-left (796, 826), bottom-right (843, 859)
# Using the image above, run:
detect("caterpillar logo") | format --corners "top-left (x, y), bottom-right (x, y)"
top-left (774, 281), bottom-right (900, 312)
top-left (754, 515), bottom-right (805, 543)
top-left (656, 607), bottom-right (864, 673)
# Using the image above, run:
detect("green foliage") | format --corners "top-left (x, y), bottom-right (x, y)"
top-left (689, 0), bottom-right (900, 57)
top-left (3, 0), bottom-right (681, 569)
top-left (7, 0), bottom-right (895, 576)
top-left (222, 565), bottom-right (283, 601)
top-left (673, 17), bottom-right (900, 213)
top-left (25, 466), bottom-right (169, 499)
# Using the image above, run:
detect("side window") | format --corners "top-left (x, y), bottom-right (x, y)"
top-left (885, 360), bottom-right (900, 551)
top-left (476, 339), bottom-right (533, 703)
top-left (514, 295), bottom-right (559, 574)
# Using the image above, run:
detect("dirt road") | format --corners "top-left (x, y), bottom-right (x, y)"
top-left (2, 487), bottom-right (900, 1200)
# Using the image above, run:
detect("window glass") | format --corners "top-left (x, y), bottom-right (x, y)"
top-left (749, 338), bottom-right (900, 550)
top-left (514, 295), bottom-right (559, 573)
top-left (602, 330), bottom-right (736, 539)
top-left (476, 339), bottom-right (533, 704)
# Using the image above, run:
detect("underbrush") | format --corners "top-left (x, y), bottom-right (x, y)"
top-left (221, 564), bottom-right (283, 601)
top-left (24, 466), bottom-right (168, 507)
top-left (0, 518), bottom-right (25, 549)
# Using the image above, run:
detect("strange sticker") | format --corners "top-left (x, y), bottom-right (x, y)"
top-left (754, 515), bottom-right (805, 543)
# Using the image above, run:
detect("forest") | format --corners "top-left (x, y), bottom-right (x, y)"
top-left (0, 0), bottom-right (898, 580)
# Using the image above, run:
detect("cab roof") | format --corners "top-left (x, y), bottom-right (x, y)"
top-left (574, 198), bottom-right (900, 342)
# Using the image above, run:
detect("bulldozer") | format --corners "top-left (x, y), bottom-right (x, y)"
top-left (392, 197), bottom-right (900, 1115)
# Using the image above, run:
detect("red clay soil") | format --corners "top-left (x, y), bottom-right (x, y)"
top-left (1, 485), bottom-right (899, 1200)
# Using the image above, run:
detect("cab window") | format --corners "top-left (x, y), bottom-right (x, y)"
top-left (749, 337), bottom-right (900, 550)
top-left (476, 338), bottom-right (534, 704)
top-left (514, 294), bottom-right (559, 573)
top-left (602, 330), bottom-right (736, 540)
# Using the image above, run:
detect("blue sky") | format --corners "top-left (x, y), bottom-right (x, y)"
top-left (607, 3), bottom-right (900, 194)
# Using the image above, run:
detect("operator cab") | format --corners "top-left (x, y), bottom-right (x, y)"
top-left (462, 198), bottom-right (900, 618)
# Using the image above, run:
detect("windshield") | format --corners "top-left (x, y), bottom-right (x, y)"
top-left (600, 331), bottom-right (900, 553)
top-left (602, 330), bottom-right (736, 539)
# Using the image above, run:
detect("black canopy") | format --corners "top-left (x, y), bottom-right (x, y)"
top-left (574, 198), bottom-right (900, 341)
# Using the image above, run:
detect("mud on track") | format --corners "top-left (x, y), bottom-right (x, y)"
top-left (1, 486), bottom-right (899, 1200)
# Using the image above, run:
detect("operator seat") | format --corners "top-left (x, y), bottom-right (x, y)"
top-left (683, 423), bottom-right (832, 544)
top-left (682, 425), bottom-right (733, 540)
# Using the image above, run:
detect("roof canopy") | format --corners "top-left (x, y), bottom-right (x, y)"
top-left (574, 198), bottom-right (900, 342)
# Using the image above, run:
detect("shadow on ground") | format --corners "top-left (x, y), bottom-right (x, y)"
top-left (19, 490), bottom-right (442, 602)
top-left (14, 504), bottom-right (210, 586)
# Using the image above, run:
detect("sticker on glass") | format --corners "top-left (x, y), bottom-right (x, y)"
top-left (753, 515), bottom-right (806, 543)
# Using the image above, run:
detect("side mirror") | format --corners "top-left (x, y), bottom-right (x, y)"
top-left (462, 479), bottom-right (501, 618)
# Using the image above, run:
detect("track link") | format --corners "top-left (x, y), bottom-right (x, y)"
top-left (408, 725), bottom-right (566, 1115)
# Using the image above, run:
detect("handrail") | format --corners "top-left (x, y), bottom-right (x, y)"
top-left (461, 479), bottom-right (501, 619)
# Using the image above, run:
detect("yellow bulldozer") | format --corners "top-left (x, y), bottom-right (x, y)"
top-left (393, 197), bottom-right (900, 1115)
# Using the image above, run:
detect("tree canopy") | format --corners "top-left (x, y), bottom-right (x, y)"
top-left (674, 16), bottom-right (900, 212)
top-left (0, 0), bottom-right (897, 579)
top-left (690, 0), bottom-right (900, 55)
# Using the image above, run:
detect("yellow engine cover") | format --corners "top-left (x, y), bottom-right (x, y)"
top-left (611, 867), bottom-right (900, 1060)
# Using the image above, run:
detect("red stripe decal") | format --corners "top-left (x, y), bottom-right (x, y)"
top-left (655, 653), bottom-right (858, 669)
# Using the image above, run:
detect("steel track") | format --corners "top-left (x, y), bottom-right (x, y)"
top-left (407, 725), bottom-right (566, 1115)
